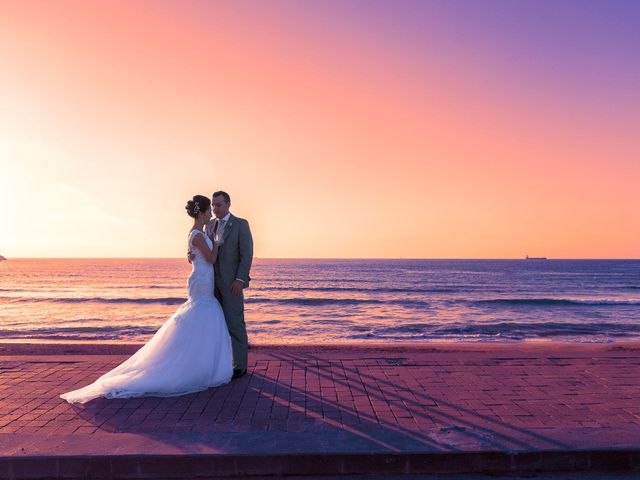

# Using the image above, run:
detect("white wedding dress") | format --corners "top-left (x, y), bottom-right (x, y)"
top-left (61, 230), bottom-right (233, 404)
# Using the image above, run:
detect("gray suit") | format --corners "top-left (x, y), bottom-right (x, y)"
top-left (205, 214), bottom-right (253, 371)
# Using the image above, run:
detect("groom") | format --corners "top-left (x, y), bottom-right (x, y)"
top-left (206, 191), bottom-right (253, 379)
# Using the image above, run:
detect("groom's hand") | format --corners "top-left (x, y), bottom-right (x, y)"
top-left (230, 280), bottom-right (244, 297)
top-left (187, 250), bottom-right (195, 264)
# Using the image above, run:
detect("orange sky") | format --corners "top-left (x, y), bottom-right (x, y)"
top-left (1, 1), bottom-right (639, 258)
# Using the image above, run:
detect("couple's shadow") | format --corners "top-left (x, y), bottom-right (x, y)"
top-left (72, 352), bottom-right (569, 454)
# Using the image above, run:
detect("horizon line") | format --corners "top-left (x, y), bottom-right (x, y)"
top-left (3, 257), bottom-right (640, 261)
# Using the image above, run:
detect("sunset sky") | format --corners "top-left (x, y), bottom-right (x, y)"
top-left (1, 0), bottom-right (639, 259)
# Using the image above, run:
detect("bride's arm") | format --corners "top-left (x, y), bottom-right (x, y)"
top-left (191, 234), bottom-right (220, 264)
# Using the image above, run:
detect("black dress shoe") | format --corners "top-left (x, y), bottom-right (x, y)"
top-left (232, 368), bottom-right (246, 379)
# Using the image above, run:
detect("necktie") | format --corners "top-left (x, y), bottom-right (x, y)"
top-left (214, 219), bottom-right (227, 235)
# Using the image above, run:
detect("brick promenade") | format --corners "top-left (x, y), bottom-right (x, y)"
top-left (1, 342), bottom-right (640, 478)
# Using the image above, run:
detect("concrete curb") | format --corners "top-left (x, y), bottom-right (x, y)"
top-left (2, 450), bottom-right (640, 479)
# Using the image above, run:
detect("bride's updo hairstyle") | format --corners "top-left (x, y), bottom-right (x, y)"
top-left (185, 195), bottom-right (211, 218)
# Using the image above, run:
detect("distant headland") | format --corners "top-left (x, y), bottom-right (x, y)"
top-left (525, 255), bottom-right (547, 260)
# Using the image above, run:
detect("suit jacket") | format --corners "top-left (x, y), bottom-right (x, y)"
top-left (205, 214), bottom-right (253, 289)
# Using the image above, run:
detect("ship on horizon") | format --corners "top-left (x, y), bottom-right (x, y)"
top-left (525, 255), bottom-right (547, 260)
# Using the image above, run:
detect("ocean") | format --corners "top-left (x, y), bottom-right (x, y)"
top-left (1, 258), bottom-right (639, 343)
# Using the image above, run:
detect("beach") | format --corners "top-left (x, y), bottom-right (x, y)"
top-left (1, 341), bottom-right (639, 478)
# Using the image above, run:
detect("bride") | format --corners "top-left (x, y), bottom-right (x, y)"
top-left (61, 195), bottom-right (233, 404)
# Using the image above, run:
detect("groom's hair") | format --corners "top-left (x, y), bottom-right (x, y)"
top-left (213, 191), bottom-right (231, 204)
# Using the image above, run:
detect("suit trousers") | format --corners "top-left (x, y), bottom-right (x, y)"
top-left (215, 279), bottom-right (248, 370)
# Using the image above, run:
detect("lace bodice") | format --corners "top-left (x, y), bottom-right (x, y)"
top-left (189, 230), bottom-right (212, 265)
top-left (188, 230), bottom-right (215, 301)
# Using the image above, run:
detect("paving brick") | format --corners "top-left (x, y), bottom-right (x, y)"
top-left (1, 344), bottom-right (640, 476)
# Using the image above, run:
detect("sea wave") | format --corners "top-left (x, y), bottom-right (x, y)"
top-left (472, 298), bottom-right (640, 307)
top-left (4, 296), bottom-right (186, 305)
top-left (0, 285), bottom-right (180, 293)
top-left (246, 297), bottom-right (431, 307)
top-left (255, 286), bottom-right (464, 293)
top-left (2, 319), bottom-right (640, 343)
top-left (431, 321), bottom-right (640, 336)
top-left (2, 295), bottom-right (434, 307)
top-left (0, 325), bottom-right (159, 340)
top-left (346, 321), bottom-right (640, 340)
top-left (113, 285), bottom-right (180, 289)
